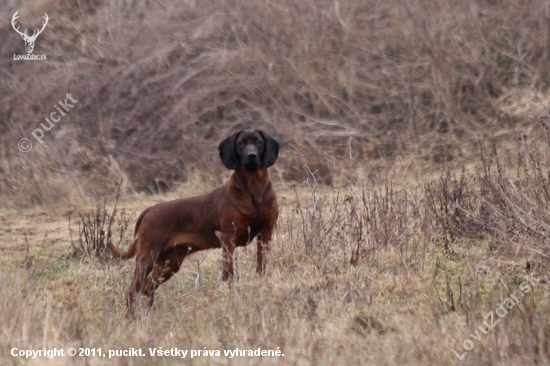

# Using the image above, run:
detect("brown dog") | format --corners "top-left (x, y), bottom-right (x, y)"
top-left (108, 130), bottom-right (280, 316)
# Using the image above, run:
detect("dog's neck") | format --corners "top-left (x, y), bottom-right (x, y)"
top-left (229, 166), bottom-right (270, 205)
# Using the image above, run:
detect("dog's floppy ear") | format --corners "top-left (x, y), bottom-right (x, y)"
top-left (218, 131), bottom-right (241, 170)
top-left (259, 131), bottom-right (280, 167)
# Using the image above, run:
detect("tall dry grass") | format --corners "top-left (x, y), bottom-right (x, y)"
top-left (1, 0), bottom-right (550, 205)
top-left (1, 132), bottom-right (550, 364)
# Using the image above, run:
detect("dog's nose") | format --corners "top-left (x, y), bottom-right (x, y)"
top-left (247, 152), bottom-right (257, 158)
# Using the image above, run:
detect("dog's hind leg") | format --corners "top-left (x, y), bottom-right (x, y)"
top-left (125, 249), bottom-right (159, 317)
top-left (142, 246), bottom-right (193, 308)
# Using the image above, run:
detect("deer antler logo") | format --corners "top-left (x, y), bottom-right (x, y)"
top-left (11, 11), bottom-right (48, 54)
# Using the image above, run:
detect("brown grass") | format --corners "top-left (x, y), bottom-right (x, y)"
top-left (1, 0), bottom-right (550, 204)
top-left (1, 137), bottom-right (550, 364)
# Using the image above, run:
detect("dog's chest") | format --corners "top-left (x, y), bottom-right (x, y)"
top-left (234, 204), bottom-right (272, 246)
top-left (235, 223), bottom-right (262, 246)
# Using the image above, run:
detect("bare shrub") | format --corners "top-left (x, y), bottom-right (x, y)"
top-left (68, 181), bottom-right (134, 261)
top-left (423, 136), bottom-right (550, 271)
top-left (424, 166), bottom-right (484, 252)
top-left (279, 171), bottom-right (427, 278)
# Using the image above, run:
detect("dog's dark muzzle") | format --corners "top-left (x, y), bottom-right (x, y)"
top-left (243, 151), bottom-right (260, 170)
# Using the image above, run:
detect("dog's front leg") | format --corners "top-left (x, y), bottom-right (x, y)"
top-left (256, 226), bottom-right (274, 275)
top-left (221, 232), bottom-right (236, 281)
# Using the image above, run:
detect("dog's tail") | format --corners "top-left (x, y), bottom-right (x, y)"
top-left (107, 236), bottom-right (138, 260)
top-left (107, 207), bottom-right (150, 260)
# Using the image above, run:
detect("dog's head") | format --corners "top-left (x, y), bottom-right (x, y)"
top-left (218, 130), bottom-right (280, 170)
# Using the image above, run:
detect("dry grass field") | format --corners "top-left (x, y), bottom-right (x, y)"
top-left (2, 150), bottom-right (550, 365)
top-left (2, 0), bottom-right (550, 365)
